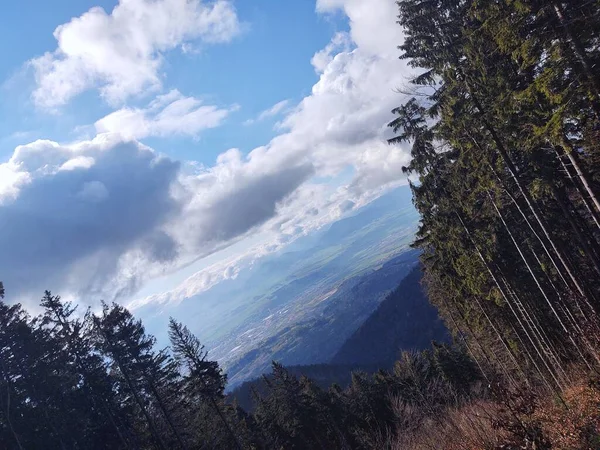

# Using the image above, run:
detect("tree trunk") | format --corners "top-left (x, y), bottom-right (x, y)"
top-left (52, 310), bottom-right (131, 450)
top-left (554, 145), bottom-right (600, 232)
top-left (170, 324), bottom-right (243, 450)
top-left (562, 144), bottom-right (600, 220)
top-left (469, 89), bottom-right (588, 300)
top-left (455, 213), bottom-right (551, 385)
top-left (488, 193), bottom-right (568, 332)
top-left (488, 192), bottom-right (597, 372)
top-left (551, 2), bottom-right (600, 112)
top-left (551, 184), bottom-right (600, 276)
top-left (146, 378), bottom-right (188, 450)
top-left (439, 295), bottom-right (492, 384)
top-left (0, 363), bottom-right (24, 450)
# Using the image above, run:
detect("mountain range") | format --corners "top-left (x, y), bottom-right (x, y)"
top-left (230, 266), bottom-right (449, 411)
top-left (157, 186), bottom-right (424, 388)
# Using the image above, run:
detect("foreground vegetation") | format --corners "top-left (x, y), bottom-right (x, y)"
top-left (0, 283), bottom-right (482, 449)
top-left (387, 0), bottom-right (600, 446)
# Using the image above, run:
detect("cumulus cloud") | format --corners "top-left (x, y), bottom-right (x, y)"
top-left (243, 100), bottom-right (290, 126)
top-left (311, 32), bottom-right (351, 73)
top-left (95, 90), bottom-right (237, 140)
top-left (176, 157), bottom-right (313, 245)
top-left (0, 135), bottom-right (181, 301)
top-left (0, 165), bottom-right (30, 204)
top-left (30, 0), bottom-right (241, 108)
top-left (316, 0), bottom-right (404, 57)
top-left (130, 0), bottom-right (415, 306)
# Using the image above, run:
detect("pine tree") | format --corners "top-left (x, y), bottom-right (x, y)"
top-left (168, 318), bottom-right (243, 449)
top-left (94, 303), bottom-right (183, 450)
top-left (41, 291), bottom-right (135, 449)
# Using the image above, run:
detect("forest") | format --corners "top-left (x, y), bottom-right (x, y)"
top-left (0, 288), bottom-right (484, 449)
top-left (3, 0), bottom-right (600, 448)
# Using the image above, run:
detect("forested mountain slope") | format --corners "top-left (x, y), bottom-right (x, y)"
top-left (222, 250), bottom-right (420, 388)
top-left (332, 265), bottom-right (448, 365)
top-left (230, 265), bottom-right (449, 412)
top-left (391, 0), bottom-right (600, 392)
top-left (139, 185), bottom-right (420, 387)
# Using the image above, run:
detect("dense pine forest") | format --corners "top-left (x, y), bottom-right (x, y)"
top-left (391, 0), bottom-right (600, 394)
top-left (391, 1), bottom-right (600, 392)
top-left (389, 0), bottom-right (600, 445)
top-left (3, 0), bottom-right (600, 448)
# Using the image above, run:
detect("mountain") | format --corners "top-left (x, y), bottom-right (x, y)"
top-left (229, 266), bottom-right (449, 411)
top-left (331, 265), bottom-right (449, 365)
top-left (221, 250), bottom-right (420, 387)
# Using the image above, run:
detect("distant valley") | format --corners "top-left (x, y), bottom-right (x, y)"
top-left (230, 266), bottom-right (449, 411)
top-left (221, 250), bottom-right (420, 387)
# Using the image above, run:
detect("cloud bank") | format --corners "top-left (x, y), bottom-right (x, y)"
top-left (0, 135), bottom-right (181, 301)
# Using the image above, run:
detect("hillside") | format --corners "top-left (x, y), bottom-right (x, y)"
top-left (135, 186), bottom-right (420, 359)
top-left (332, 265), bottom-right (449, 365)
top-left (229, 265), bottom-right (449, 410)
top-left (222, 249), bottom-right (421, 388)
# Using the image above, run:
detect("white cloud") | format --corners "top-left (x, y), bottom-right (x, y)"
top-left (311, 32), bottom-right (351, 73)
top-left (244, 100), bottom-right (290, 125)
top-left (30, 0), bottom-right (241, 108)
top-left (316, 0), bottom-right (403, 57)
top-left (258, 100), bottom-right (289, 120)
top-left (0, 135), bottom-right (312, 304)
top-left (169, 147), bottom-right (314, 248)
top-left (0, 164), bottom-right (30, 205)
top-left (128, 254), bottom-right (243, 309)
top-left (95, 89), bottom-right (236, 140)
top-left (136, 0), bottom-right (415, 305)
top-left (60, 156), bottom-right (96, 171)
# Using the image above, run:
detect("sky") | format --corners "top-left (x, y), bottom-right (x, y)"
top-left (0, 0), bottom-right (414, 312)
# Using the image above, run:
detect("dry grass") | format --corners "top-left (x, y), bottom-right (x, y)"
top-left (531, 381), bottom-right (600, 449)
top-left (384, 378), bottom-right (600, 449)
top-left (393, 399), bottom-right (508, 450)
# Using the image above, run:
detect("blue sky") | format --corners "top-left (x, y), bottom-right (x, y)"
top-left (0, 0), bottom-right (414, 311)
top-left (1, 1), bottom-right (345, 162)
